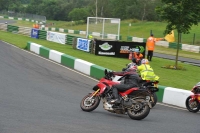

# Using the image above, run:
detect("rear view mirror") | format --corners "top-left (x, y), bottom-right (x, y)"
top-left (104, 69), bottom-right (108, 75)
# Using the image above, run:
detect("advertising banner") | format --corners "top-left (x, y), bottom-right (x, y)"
top-left (46, 31), bottom-right (66, 44)
top-left (76, 38), bottom-right (91, 52)
top-left (95, 40), bottom-right (146, 58)
top-left (31, 28), bottom-right (39, 39)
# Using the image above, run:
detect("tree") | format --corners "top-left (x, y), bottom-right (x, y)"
top-left (0, 0), bottom-right (24, 11)
top-left (109, 0), bottom-right (137, 19)
top-left (156, 0), bottom-right (200, 68)
top-left (20, 0), bottom-right (31, 4)
top-left (26, 0), bottom-right (44, 14)
top-left (68, 8), bottom-right (90, 21)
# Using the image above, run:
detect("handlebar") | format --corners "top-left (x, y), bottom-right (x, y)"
top-left (104, 69), bottom-right (113, 80)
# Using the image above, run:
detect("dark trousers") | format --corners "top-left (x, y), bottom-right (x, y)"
top-left (147, 50), bottom-right (153, 61)
top-left (112, 83), bottom-right (137, 99)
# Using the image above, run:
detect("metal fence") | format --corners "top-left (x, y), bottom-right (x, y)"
top-left (179, 33), bottom-right (200, 46)
top-left (0, 10), bottom-right (46, 23)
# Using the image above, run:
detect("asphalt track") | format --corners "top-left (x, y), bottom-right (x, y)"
top-left (153, 52), bottom-right (200, 67)
top-left (0, 41), bottom-right (199, 133)
top-left (0, 19), bottom-right (16, 24)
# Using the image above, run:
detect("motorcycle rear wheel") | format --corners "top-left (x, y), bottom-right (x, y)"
top-left (80, 93), bottom-right (100, 112)
top-left (127, 99), bottom-right (150, 120)
top-left (151, 93), bottom-right (157, 107)
top-left (185, 96), bottom-right (200, 113)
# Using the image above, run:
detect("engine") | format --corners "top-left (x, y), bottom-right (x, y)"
top-left (102, 98), bottom-right (114, 111)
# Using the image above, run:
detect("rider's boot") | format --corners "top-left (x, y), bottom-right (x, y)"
top-left (110, 87), bottom-right (120, 104)
top-left (110, 98), bottom-right (120, 104)
top-left (110, 95), bottom-right (121, 104)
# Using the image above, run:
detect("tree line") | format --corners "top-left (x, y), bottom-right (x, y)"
top-left (0, 0), bottom-right (163, 21)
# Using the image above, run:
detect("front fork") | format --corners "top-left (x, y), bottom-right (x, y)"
top-left (89, 89), bottom-right (100, 99)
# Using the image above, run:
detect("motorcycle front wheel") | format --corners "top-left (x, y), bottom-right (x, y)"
top-left (185, 96), bottom-right (200, 113)
top-left (127, 98), bottom-right (150, 120)
top-left (80, 93), bottom-right (100, 112)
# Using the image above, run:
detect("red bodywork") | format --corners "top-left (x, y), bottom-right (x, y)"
top-left (190, 94), bottom-right (200, 102)
top-left (190, 86), bottom-right (200, 102)
top-left (96, 77), bottom-right (139, 96)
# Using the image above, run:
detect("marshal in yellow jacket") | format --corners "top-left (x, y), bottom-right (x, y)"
top-left (137, 64), bottom-right (159, 81)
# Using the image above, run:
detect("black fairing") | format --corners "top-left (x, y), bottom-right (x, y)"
top-left (194, 87), bottom-right (200, 94)
top-left (93, 85), bottom-right (99, 91)
top-left (141, 81), bottom-right (159, 93)
top-left (148, 87), bottom-right (159, 92)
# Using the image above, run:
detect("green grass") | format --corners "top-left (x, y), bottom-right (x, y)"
top-left (0, 30), bottom-right (199, 90)
top-left (15, 20), bottom-right (35, 28)
top-left (11, 19), bottom-right (200, 45)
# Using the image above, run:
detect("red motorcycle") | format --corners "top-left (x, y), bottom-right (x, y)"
top-left (185, 82), bottom-right (200, 113)
top-left (80, 69), bottom-right (158, 120)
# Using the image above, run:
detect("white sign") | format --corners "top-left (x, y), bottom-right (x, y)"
top-left (111, 19), bottom-right (120, 24)
top-left (46, 31), bottom-right (66, 44)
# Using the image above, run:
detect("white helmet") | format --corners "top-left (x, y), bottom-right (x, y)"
top-left (141, 59), bottom-right (149, 64)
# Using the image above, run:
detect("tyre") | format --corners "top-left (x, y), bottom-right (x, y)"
top-left (127, 99), bottom-right (150, 120)
top-left (80, 93), bottom-right (100, 112)
top-left (185, 96), bottom-right (200, 113)
top-left (151, 93), bottom-right (158, 108)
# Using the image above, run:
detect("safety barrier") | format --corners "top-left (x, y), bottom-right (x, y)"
top-left (0, 24), bottom-right (84, 45)
top-left (18, 26), bottom-right (32, 36)
top-left (41, 27), bottom-right (122, 40)
top-left (0, 23), bottom-right (7, 31)
top-left (155, 41), bottom-right (169, 47)
top-left (38, 30), bottom-right (47, 40)
top-left (66, 35), bottom-right (81, 45)
top-left (169, 42), bottom-right (182, 49)
top-left (127, 36), bottom-right (200, 53)
top-left (0, 15), bottom-right (40, 23)
top-left (182, 44), bottom-right (200, 53)
top-left (7, 25), bottom-right (19, 33)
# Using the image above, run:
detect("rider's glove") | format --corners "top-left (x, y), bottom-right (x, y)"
top-left (122, 68), bottom-right (127, 71)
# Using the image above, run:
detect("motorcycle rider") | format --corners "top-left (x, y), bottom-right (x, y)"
top-left (137, 58), bottom-right (159, 81)
top-left (109, 61), bottom-right (141, 104)
top-left (122, 58), bottom-right (138, 71)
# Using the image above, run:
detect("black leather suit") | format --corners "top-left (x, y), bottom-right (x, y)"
top-left (111, 69), bottom-right (141, 101)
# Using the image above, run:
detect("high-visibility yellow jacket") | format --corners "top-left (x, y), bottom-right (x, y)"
top-left (88, 35), bottom-right (93, 39)
top-left (137, 64), bottom-right (159, 81)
